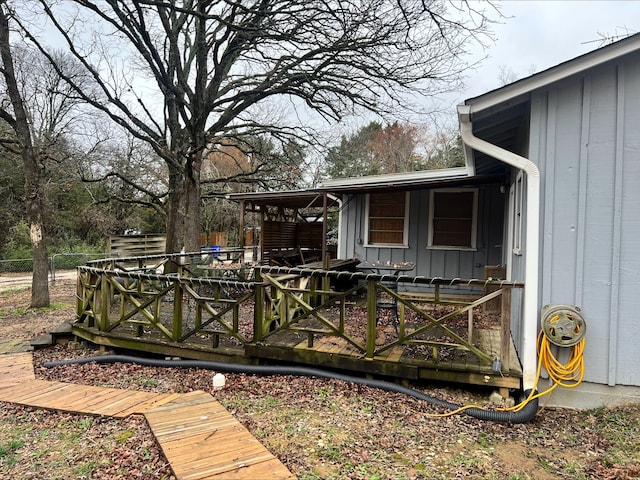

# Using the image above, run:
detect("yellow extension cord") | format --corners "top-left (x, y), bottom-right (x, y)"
top-left (427, 330), bottom-right (586, 417)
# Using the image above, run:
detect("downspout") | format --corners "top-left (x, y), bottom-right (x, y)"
top-left (458, 105), bottom-right (540, 392)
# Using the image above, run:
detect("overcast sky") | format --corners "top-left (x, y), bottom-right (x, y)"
top-left (458, 0), bottom-right (640, 102)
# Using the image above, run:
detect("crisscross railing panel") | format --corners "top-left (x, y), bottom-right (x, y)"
top-left (257, 266), bottom-right (523, 368)
top-left (76, 265), bottom-right (259, 348)
top-left (261, 273), bottom-right (367, 353)
top-left (373, 286), bottom-right (506, 363)
top-left (179, 283), bottom-right (252, 344)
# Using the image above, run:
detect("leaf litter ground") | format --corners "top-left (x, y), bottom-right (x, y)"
top-left (1, 282), bottom-right (639, 479)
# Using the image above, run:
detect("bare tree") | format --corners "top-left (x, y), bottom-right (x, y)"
top-left (0, 1), bottom-right (49, 306)
top-left (0, 2), bottom-right (97, 306)
top-left (21, 0), bottom-right (496, 254)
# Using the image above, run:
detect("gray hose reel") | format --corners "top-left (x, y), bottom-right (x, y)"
top-left (541, 304), bottom-right (586, 347)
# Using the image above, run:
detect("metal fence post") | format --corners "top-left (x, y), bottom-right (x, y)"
top-left (50, 254), bottom-right (57, 286)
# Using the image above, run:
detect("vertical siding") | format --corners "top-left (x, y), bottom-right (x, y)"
top-left (616, 60), bottom-right (640, 385)
top-left (532, 53), bottom-right (640, 386)
top-left (337, 186), bottom-right (505, 283)
top-left (584, 67), bottom-right (618, 385)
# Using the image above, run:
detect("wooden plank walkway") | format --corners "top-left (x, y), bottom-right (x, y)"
top-left (0, 339), bottom-right (33, 354)
top-left (0, 352), bottom-right (35, 387)
top-left (146, 391), bottom-right (295, 480)
top-left (0, 352), bottom-right (295, 480)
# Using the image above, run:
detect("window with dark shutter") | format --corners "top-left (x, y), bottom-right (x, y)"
top-left (428, 189), bottom-right (477, 249)
top-left (366, 192), bottom-right (408, 246)
top-left (512, 172), bottom-right (523, 254)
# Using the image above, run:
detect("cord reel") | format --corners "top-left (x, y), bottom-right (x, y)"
top-left (495, 304), bottom-right (587, 415)
top-left (541, 304), bottom-right (586, 347)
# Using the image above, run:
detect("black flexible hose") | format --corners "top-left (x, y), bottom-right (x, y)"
top-left (44, 354), bottom-right (538, 423)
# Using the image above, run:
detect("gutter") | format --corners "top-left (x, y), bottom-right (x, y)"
top-left (457, 104), bottom-right (540, 391)
top-left (320, 166), bottom-right (471, 190)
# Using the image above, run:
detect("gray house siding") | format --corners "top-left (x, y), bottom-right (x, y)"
top-left (506, 172), bottom-right (526, 352)
top-left (530, 53), bottom-right (640, 386)
top-left (338, 187), bottom-right (505, 283)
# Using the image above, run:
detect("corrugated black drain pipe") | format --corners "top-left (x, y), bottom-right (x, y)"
top-left (44, 355), bottom-right (538, 424)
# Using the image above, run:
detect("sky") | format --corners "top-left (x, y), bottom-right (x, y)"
top-left (26, 0), bottom-right (640, 139)
top-left (457, 0), bottom-right (640, 102)
top-left (344, 0), bottom-right (640, 133)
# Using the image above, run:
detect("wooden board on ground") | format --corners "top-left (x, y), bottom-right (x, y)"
top-left (0, 339), bottom-right (33, 355)
top-left (145, 391), bottom-right (296, 480)
top-left (0, 378), bottom-right (182, 417)
top-left (0, 352), bottom-right (35, 387)
top-left (0, 353), bottom-right (296, 480)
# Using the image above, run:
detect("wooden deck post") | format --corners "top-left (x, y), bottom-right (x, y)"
top-left (253, 273), bottom-right (265, 342)
top-left (99, 274), bottom-right (108, 331)
top-left (366, 280), bottom-right (377, 358)
top-left (75, 274), bottom-right (84, 325)
top-left (279, 282), bottom-right (288, 326)
top-left (172, 280), bottom-right (183, 341)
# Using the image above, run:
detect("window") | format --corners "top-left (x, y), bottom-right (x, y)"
top-left (365, 191), bottom-right (408, 246)
top-left (511, 172), bottom-right (524, 254)
top-left (428, 189), bottom-right (477, 249)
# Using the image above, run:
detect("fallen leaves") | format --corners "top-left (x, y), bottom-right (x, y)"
top-left (0, 402), bottom-right (174, 480)
top-left (2, 284), bottom-right (640, 479)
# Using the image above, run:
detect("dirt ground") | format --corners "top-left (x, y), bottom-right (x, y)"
top-left (1, 283), bottom-right (640, 479)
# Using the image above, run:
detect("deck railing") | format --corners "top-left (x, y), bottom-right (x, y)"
top-left (257, 266), bottom-right (524, 371)
top-left (77, 252), bottom-right (257, 355)
top-left (75, 255), bottom-right (524, 374)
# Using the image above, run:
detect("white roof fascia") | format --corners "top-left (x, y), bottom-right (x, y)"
top-left (464, 33), bottom-right (640, 114)
top-left (226, 189), bottom-right (311, 199)
top-left (319, 166), bottom-right (471, 189)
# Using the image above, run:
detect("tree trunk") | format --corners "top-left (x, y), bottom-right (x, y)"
top-left (28, 216), bottom-right (50, 308)
top-left (165, 159), bottom-right (202, 256)
top-left (23, 142), bottom-right (50, 308)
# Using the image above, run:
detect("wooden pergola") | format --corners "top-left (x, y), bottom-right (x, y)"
top-left (226, 190), bottom-right (341, 268)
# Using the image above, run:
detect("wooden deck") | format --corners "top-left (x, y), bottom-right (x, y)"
top-left (246, 327), bottom-right (522, 390)
top-left (0, 353), bottom-right (295, 480)
top-left (73, 260), bottom-right (525, 392)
